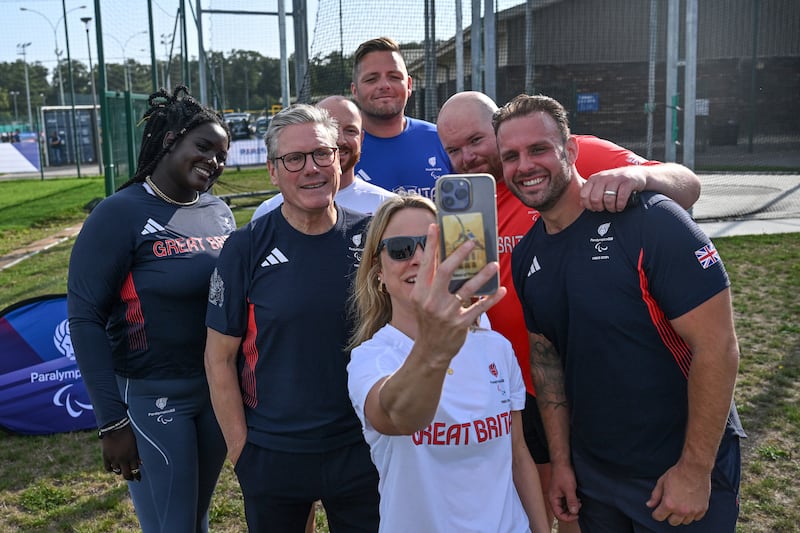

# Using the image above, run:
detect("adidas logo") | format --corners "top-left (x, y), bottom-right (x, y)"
top-left (261, 247), bottom-right (289, 267)
top-left (527, 256), bottom-right (541, 277)
top-left (356, 169), bottom-right (372, 182)
top-left (141, 218), bottom-right (165, 235)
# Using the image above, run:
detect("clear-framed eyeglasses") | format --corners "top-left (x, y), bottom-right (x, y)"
top-left (273, 146), bottom-right (338, 172)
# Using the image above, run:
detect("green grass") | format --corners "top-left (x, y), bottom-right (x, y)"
top-left (0, 175), bottom-right (797, 531)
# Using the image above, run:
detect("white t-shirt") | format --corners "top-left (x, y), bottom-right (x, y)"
top-left (347, 324), bottom-right (530, 533)
top-left (251, 178), bottom-right (396, 221)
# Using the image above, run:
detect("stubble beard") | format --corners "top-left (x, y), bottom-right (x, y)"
top-left (360, 100), bottom-right (405, 122)
top-left (514, 164), bottom-right (572, 213)
top-left (340, 147), bottom-right (361, 174)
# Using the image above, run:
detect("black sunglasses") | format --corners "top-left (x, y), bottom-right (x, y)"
top-left (377, 235), bottom-right (427, 261)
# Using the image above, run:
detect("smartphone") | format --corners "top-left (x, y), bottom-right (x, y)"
top-left (435, 173), bottom-right (499, 295)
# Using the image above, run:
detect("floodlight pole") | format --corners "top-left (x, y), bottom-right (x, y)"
top-left (63, 0), bottom-right (82, 178)
top-left (81, 16), bottom-right (104, 174)
top-left (17, 42), bottom-right (34, 130)
top-left (9, 91), bottom-right (19, 123)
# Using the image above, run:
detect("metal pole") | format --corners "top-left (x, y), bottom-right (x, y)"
top-left (161, 33), bottom-right (173, 91)
top-left (483, 0), bottom-right (496, 101)
top-left (94, 0), bottom-right (114, 192)
top-left (62, 0), bottom-right (82, 178)
top-left (9, 91), bottom-right (19, 123)
top-left (748, 0), bottom-right (760, 152)
top-left (197, 0), bottom-right (207, 104)
top-left (278, 0), bottom-right (290, 107)
top-left (339, 0), bottom-right (345, 93)
top-left (293, 0), bottom-right (309, 103)
top-left (220, 60), bottom-right (226, 110)
top-left (122, 33), bottom-right (147, 91)
top-left (455, 0), bottom-right (464, 93)
top-left (13, 91), bottom-right (20, 122)
top-left (82, 17), bottom-right (104, 174)
top-left (683, 0), bottom-right (697, 170)
top-left (37, 100), bottom-right (45, 180)
top-left (646, 0), bottom-right (657, 159)
top-left (17, 43), bottom-right (34, 130)
top-left (56, 52), bottom-right (65, 106)
top-left (525, 0), bottom-right (535, 94)
top-left (148, 0), bottom-right (158, 92)
top-left (180, 0), bottom-right (190, 88)
top-left (665, 0), bottom-right (679, 163)
top-left (424, 0), bottom-right (437, 122)
top-left (471, 0), bottom-right (482, 91)
top-left (19, 7), bottom-right (74, 106)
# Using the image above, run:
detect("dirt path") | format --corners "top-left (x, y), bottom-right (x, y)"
top-left (0, 223), bottom-right (83, 271)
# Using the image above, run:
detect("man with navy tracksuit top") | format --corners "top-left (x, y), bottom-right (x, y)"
top-left (495, 94), bottom-right (745, 532)
top-left (205, 104), bottom-right (380, 531)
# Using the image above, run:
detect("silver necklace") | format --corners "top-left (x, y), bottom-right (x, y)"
top-left (145, 176), bottom-right (199, 206)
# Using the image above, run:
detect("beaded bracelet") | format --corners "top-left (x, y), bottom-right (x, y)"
top-left (97, 417), bottom-right (130, 439)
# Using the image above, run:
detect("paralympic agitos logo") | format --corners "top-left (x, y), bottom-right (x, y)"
top-left (50, 319), bottom-right (93, 418)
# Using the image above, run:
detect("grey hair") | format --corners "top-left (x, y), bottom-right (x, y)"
top-left (265, 103), bottom-right (338, 158)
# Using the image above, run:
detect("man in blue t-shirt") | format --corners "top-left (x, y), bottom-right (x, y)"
top-left (350, 37), bottom-right (450, 198)
top-left (495, 94), bottom-right (745, 532)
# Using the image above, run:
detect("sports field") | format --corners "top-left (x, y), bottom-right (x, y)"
top-left (0, 172), bottom-right (797, 531)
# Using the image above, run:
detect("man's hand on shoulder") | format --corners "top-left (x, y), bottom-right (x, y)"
top-left (580, 166), bottom-right (647, 212)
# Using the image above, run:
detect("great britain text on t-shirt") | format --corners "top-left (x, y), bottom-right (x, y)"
top-left (412, 409), bottom-right (512, 446)
top-left (151, 235), bottom-right (230, 257)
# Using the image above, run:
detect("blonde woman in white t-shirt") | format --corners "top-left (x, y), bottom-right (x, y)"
top-left (346, 194), bottom-right (550, 533)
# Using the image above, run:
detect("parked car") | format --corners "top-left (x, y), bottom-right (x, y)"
top-left (224, 113), bottom-right (254, 140)
top-left (254, 116), bottom-right (271, 140)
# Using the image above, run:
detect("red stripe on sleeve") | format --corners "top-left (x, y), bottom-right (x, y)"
top-left (637, 250), bottom-right (693, 378)
top-left (120, 272), bottom-right (148, 352)
top-left (240, 301), bottom-right (259, 408)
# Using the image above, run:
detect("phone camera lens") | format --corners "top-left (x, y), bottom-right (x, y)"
top-left (441, 181), bottom-right (454, 193)
top-left (455, 188), bottom-right (468, 200)
top-left (442, 196), bottom-right (455, 209)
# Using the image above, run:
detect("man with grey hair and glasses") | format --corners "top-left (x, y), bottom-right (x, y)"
top-left (205, 104), bottom-right (380, 531)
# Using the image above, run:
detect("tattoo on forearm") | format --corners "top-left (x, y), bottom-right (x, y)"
top-left (530, 336), bottom-right (568, 410)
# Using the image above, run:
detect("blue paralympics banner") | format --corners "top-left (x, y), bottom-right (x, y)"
top-left (0, 294), bottom-right (95, 435)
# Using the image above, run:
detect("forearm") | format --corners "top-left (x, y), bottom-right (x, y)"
top-left (528, 332), bottom-right (571, 466)
top-left (375, 342), bottom-right (453, 434)
top-left (204, 330), bottom-right (247, 457)
top-left (671, 289), bottom-right (740, 472)
top-left (69, 318), bottom-right (128, 425)
top-left (207, 361), bottom-right (247, 452)
top-left (643, 162), bottom-right (701, 210)
top-left (511, 411), bottom-right (551, 533)
top-left (681, 337), bottom-right (739, 472)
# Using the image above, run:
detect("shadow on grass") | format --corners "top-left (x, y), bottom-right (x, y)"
top-left (736, 340), bottom-right (800, 532)
top-left (739, 340), bottom-right (800, 443)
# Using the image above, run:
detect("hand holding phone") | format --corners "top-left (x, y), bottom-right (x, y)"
top-left (435, 174), bottom-right (499, 295)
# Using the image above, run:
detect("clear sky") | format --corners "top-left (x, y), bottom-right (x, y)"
top-left (4, 0), bottom-right (527, 75)
top-left (3, 0), bottom-right (319, 71)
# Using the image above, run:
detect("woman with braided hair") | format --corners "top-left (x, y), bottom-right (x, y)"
top-left (68, 86), bottom-right (235, 532)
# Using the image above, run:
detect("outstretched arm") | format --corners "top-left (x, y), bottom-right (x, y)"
top-left (364, 224), bottom-right (506, 435)
top-left (581, 162), bottom-right (701, 212)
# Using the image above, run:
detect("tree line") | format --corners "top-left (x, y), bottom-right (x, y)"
top-left (0, 49), bottom-right (361, 126)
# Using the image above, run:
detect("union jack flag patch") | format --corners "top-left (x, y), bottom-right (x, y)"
top-left (694, 243), bottom-right (720, 269)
